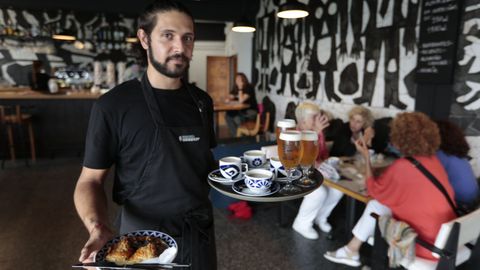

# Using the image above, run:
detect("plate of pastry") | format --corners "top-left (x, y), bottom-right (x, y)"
top-left (95, 230), bottom-right (177, 265)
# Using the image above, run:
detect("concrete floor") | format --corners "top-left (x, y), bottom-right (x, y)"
top-left (0, 157), bottom-right (370, 270)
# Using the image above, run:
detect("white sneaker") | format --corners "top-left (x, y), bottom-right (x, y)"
top-left (315, 219), bottom-right (332, 233)
top-left (292, 221), bottom-right (319, 240)
top-left (324, 246), bottom-right (361, 267)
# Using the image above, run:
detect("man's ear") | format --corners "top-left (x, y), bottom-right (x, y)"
top-left (138, 29), bottom-right (149, 50)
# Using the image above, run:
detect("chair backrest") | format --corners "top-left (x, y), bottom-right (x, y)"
top-left (433, 207), bottom-right (480, 257)
top-left (0, 105), bottom-right (23, 123)
top-left (262, 96), bottom-right (275, 132)
top-left (261, 112), bottom-right (270, 133)
top-left (0, 106), bottom-right (5, 124)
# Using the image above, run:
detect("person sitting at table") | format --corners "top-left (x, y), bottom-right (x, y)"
top-left (330, 106), bottom-right (375, 157)
top-left (224, 73), bottom-right (258, 136)
top-left (435, 119), bottom-right (479, 210)
top-left (291, 102), bottom-right (345, 239)
top-left (324, 112), bottom-right (456, 267)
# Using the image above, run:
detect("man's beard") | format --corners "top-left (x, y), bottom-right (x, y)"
top-left (148, 42), bottom-right (190, 78)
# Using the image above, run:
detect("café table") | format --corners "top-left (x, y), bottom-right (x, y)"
top-left (213, 102), bottom-right (249, 137)
top-left (323, 156), bottom-right (394, 232)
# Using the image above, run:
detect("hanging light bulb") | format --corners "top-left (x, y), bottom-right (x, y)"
top-left (232, 19), bottom-right (256, 33)
top-left (125, 37), bottom-right (139, 43)
top-left (52, 32), bottom-right (76, 41)
top-left (277, 0), bottom-right (309, 19)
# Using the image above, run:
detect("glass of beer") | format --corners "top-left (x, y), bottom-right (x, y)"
top-left (297, 130), bottom-right (319, 188)
top-left (277, 130), bottom-right (303, 195)
top-left (276, 119), bottom-right (296, 143)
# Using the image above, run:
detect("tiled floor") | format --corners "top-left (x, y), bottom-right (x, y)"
top-left (0, 157), bottom-right (371, 270)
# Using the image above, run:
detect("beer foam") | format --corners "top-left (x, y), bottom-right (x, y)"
top-left (279, 130), bottom-right (302, 141)
top-left (301, 130), bottom-right (317, 141)
top-left (277, 119), bottom-right (296, 128)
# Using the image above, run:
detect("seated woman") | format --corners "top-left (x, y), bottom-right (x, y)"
top-left (292, 102), bottom-right (344, 239)
top-left (224, 73), bottom-right (258, 136)
top-left (330, 106), bottom-right (375, 157)
top-left (435, 119), bottom-right (479, 209)
top-left (324, 112), bottom-right (456, 267)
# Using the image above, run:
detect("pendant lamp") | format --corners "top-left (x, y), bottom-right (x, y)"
top-left (277, 0), bottom-right (309, 19)
top-left (232, 19), bottom-right (256, 33)
top-left (232, 0), bottom-right (256, 33)
top-left (52, 29), bottom-right (76, 41)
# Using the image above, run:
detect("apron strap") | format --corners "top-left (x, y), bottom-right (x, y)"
top-left (182, 208), bottom-right (212, 269)
top-left (182, 79), bottom-right (208, 127)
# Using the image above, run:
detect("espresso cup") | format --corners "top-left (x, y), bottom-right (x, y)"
top-left (243, 150), bottom-right (267, 168)
top-left (219, 156), bottom-right (248, 180)
top-left (269, 156), bottom-right (287, 178)
top-left (244, 169), bottom-right (273, 194)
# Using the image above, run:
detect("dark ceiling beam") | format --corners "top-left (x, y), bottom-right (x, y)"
top-left (0, 0), bottom-right (260, 22)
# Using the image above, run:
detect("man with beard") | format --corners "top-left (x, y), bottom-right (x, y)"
top-left (73, 1), bottom-right (217, 269)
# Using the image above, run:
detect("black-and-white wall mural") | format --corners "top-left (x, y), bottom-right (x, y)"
top-left (254, 0), bottom-right (480, 175)
top-left (254, 0), bottom-right (420, 113)
top-left (0, 7), bottom-right (138, 87)
top-left (452, 0), bottom-right (480, 136)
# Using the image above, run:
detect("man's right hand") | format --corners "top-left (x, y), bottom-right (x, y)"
top-left (79, 223), bottom-right (114, 263)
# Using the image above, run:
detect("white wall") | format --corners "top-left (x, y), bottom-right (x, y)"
top-left (188, 25), bottom-right (254, 91)
top-left (189, 41), bottom-right (226, 90)
top-left (224, 22), bottom-right (254, 81)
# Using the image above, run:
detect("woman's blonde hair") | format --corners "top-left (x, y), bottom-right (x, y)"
top-left (295, 102), bottom-right (320, 122)
top-left (348, 106), bottom-right (374, 128)
top-left (390, 112), bottom-right (440, 156)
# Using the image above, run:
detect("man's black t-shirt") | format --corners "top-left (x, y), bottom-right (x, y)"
top-left (83, 79), bottom-right (216, 173)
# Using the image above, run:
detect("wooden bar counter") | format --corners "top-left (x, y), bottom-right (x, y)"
top-left (0, 87), bottom-right (103, 158)
top-left (0, 87), bottom-right (102, 99)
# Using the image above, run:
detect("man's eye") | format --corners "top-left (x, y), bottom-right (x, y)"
top-left (163, 33), bottom-right (173, 39)
top-left (184, 36), bottom-right (194, 42)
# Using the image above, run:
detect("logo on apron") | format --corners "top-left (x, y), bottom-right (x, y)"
top-left (178, 134), bottom-right (200, 142)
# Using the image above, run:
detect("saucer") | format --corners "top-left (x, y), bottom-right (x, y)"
top-left (232, 180), bottom-right (280, 197)
top-left (274, 168), bottom-right (302, 183)
top-left (208, 169), bottom-right (245, 185)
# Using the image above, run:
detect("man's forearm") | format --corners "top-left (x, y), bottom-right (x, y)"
top-left (74, 180), bottom-right (110, 233)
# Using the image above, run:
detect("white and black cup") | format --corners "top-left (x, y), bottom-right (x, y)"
top-left (243, 150), bottom-right (267, 168)
top-left (219, 156), bottom-right (248, 180)
top-left (244, 169), bottom-right (274, 194)
top-left (269, 156), bottom-right (287, 179)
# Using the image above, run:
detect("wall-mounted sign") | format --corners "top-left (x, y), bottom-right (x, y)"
top-left (416, 0), bottom-right (462, 84)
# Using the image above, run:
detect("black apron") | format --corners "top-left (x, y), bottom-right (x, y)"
top-left (116, 74), bottom-right (217, 270)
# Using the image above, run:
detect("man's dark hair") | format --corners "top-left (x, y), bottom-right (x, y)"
top-left (138, 0), bottom-right (194, 36)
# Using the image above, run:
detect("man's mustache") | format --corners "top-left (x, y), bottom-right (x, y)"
top-left (166, 54), bottom-right (189, 62)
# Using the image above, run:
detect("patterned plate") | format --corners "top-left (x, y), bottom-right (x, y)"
top-left (208, 169), bottom-right (245, 185)
top-left (232, 180), bottom-right (280, 197)
top-left (95, 230), bottom-right (177, 263)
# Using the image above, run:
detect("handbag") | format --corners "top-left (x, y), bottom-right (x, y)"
top-left (406, 157), bottom-right (468, 216)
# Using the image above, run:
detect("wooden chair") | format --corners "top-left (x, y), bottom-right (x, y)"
top-left (370, 208), bottom-right (480, 270)
top-left (236, 111), bottom-right (270, 138)
top-left (0, 105), bottom-right (36, 163)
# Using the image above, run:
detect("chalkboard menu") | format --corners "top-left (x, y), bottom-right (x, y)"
top-left (416, 0), bottom-right (461, 84)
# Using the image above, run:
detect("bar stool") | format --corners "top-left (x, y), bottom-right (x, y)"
top-left (0, 105), bottom-right (36, 164)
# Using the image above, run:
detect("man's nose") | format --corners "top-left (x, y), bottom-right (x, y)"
top-left (172, 37), bottom-right (185, 53)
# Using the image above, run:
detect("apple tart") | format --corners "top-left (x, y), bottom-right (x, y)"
top-left (105, 236), bottom-right (168, 265)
